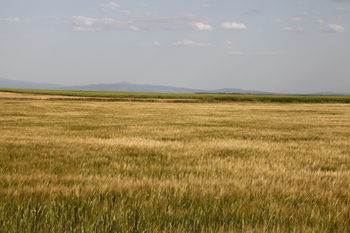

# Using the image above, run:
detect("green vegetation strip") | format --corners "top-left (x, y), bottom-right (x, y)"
top-left (1, 88), bottom-right (350, 103)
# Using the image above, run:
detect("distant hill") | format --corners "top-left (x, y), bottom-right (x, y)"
top-left (63, 82), bottom-right (277, 94)
top-left (62, 82), bottom-right (204, 94)
top-left (0, 78), bottom-right (65, 90)
top-left (0, 77), bottom-right (348, 95)
top-left (0, 78), bottom-right (270, 94)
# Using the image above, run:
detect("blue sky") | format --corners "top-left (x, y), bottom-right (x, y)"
top-left (1, 0), bottom-right (349, 93)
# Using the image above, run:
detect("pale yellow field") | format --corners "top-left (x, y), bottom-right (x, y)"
top-left (0, 92), bottom-right (349, 232)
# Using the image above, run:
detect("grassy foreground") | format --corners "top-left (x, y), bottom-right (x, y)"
top-left (0, 92), bottom-right (349, 232)
top-left (1, 88), bottom-right (350, 103)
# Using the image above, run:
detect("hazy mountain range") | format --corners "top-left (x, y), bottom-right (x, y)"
top-left (0, 78), bottom-right (347, 95)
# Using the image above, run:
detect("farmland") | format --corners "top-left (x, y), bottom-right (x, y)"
top-left (1, 88), bottom-right (350, 103)
top-left (0, 91), bottom-right (349, 232)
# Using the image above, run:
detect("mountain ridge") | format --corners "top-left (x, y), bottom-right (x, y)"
top-left (0, 78), bottom-right (348, 95)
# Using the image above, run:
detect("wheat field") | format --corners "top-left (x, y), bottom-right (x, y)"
top-left (0, 91), bottom-right (349, 232)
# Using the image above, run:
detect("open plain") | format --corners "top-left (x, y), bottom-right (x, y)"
top-left (0, 91), bottom-right (349, 232)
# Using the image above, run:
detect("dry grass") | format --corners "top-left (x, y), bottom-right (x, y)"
top-left (0, 92), bottom-right (349, 232)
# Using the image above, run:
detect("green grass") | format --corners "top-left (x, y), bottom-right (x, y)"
top-left (1, 88), bottom-right (350, 103)
top-left (0, 92), bottom-right (350, 232)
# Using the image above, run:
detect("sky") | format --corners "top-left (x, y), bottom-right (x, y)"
top-left (1, 0), bottom-right (350, 94)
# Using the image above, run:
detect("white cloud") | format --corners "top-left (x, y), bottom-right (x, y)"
top-left (4, 17), bottom-right (29, 23)
top-left (121, 11), bottom-right (210, 31)
top-left (70, 16), bottom-right (129, 31)
top-left (172, 39), bottom-right (213, 47)
top-left (190, 22), bottom-right (213, 31)
top-left (71, 16), bottom-right (94, 26)
top-left (283, 27), bottom-right (293, 31)
top-left (129, 26), bottom-right (140, 31)
top-left (101, 2), bottom-right (120, 11)
top-left (73, 27), bottom-right (94, 32)
top-left (335, 7), bottom-right (350, 12)
top-left (282, 26), bottom-right (307, 32)
top-left (228, 51), bottom-right (243, 55)
top-left (151, 42), bottom-right (161, 46)
top-left (122, 11), bottom-right (204, 22)
top-left (298, 12), bottom-right (310, 16)
top-left (324, 24), bottom-right (345, 32)
top-left (223, 41), bottom-right (232, 45)
top-left (313, 16), bottom-right (324, 25)
top-left (201, 5), bottom-right (210, 8)
top-left (70, 12), bottom-right (212, 32)
top-left (290, 17), bottom-right (305, 21)
top-left (221, 22), bottom-right (248, 30)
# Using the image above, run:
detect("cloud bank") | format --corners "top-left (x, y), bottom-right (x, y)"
top-left (172, 39), bottom-right (213, 47)
top-left (190, 22), bottom-right (213, 31)
top-left (101, 2), bottom-right (120, 11)
top-left (324, 24), bottom-right (345, 32)
top-left (70, 11), bottom-right (212, 31)
top-left (221, 22), bottom-right (248, 30)
top-left (4, 17), bottom-right (29, 23)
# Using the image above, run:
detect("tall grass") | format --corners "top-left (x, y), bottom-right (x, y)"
top-left (1, 88), bottom-right (350, 103)
top-left (0, 92), bottom-right (349, 232)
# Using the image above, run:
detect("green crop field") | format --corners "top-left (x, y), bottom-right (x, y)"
top-left (0, 91), bottom-right (349, 232)
top-left (1, 88), bottom-right (350, 103)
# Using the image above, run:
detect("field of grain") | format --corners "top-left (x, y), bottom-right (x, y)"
top-left (0, 91), bottom-right (349, 232)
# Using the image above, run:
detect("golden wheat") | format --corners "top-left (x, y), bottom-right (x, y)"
top-left (0, 92), bottom-right (349, 232)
